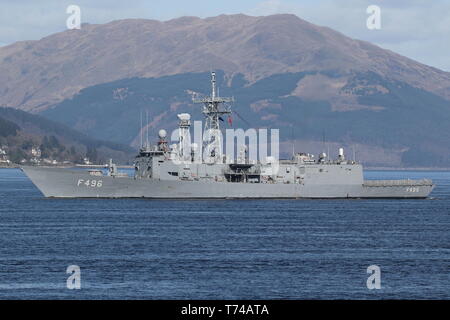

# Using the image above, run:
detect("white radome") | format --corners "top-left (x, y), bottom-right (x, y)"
top-left (158, 129), bottom-right (167, 139)
top-left (177, 113), bottom-right (191, 121)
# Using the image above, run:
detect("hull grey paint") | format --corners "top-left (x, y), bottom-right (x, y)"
top-left (22, 166), bottom-right (434, 199)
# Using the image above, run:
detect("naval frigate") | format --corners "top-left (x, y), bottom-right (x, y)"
top-left (22, 72), bottom-right (434, 199)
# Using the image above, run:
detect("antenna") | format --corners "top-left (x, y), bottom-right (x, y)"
top-left (140, 109), bottom-right (143, 148)
top-left (322, 130), bottom-right (331, 161)
top-left (146, 110), bottom-right (149, 147)
top-left (211, 71), bottom-right (216, 99)
top-left (291, 126), bottom-right (295, 158)
top-left (322, 130), bottom-right (326, 154)
top-left (192, 71), bottom-right (233, 163)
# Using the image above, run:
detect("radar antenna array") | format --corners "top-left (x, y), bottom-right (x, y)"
top-left (193, 72), bottom-right (234, 162)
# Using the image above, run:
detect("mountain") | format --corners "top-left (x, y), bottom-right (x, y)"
top-left (0, 107), bottom-right (135, 164)
top-left (2, 14), bottom-right (450, 112)
top-left (1, 14), bottom-right (450, 167)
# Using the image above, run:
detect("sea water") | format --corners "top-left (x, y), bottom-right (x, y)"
top-left (0, 168), bottom-right (448, 299)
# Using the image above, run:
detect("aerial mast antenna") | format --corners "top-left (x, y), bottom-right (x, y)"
top-left (146, 110), bottom-right (149, 148)
top-left (193, 71), bottom-right (234, 163)
top-left (212, 72), bottom-right (216, 99)
top-left (140, 109), bottom-right (143, 148)
top-left (291, 126), bottom-right (295, 159)
top-left (322, 131), bottom-right (325, 153)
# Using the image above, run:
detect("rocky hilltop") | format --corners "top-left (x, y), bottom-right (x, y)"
top-left (1, 14), bottom-right (450, 112)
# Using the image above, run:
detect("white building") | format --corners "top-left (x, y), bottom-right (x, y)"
top-left (31, 147), bottom-right (41, 158)
top-left (0, 147), bottom-right (11, 165)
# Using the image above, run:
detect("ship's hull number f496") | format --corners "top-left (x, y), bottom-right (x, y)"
top-left (77, 179), bottom-right (103, 188)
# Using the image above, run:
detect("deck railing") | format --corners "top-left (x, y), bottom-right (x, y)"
top-left (363, 179), bottom-right (433, 187)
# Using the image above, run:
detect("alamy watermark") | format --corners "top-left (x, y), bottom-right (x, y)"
top-left (367, 5), bottom-right (381, 30)
top-left (366, 265), bottom-right (381, 289)
top-left (167, 119), bottom-right (280, 173)
top-left (66, 265), bottom-right (81, 289)
top-left (66, 5), bottom-right (81, 30)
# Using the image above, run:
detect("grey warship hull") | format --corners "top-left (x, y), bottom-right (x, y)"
top-left (22, 166), bottom-right (434, 199)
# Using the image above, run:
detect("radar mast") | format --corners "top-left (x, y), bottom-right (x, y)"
top-left (193, 72), bottom-right (234, 163)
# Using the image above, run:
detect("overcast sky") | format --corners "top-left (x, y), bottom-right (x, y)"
top-left (1, 0), bottom-right (449, 71)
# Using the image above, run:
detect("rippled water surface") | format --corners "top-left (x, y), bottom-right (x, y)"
top-left (0, 168), bottom-right (449, 299)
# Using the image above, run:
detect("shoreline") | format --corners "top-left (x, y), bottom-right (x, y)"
top-left (365, 167), bottom-right (450, 171)
top-left (1, 165), bottom-right (449, 171)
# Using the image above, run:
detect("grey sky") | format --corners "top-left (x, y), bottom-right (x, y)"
top-left (1, 0), bottom-right (449, 71)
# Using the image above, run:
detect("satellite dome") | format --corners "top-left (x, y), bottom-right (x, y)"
top-left (158, 129), bottom-right (167, 139)
top-left (177, 113), bottom-right (191, 121)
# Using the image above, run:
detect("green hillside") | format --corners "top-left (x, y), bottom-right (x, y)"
top-left (0, 107), bottom-right (135, 165)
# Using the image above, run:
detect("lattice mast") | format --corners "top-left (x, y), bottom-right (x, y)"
top-left (193, 72), bottom-right (234, 163)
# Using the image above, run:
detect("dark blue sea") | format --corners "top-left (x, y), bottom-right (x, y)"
top-left (0, 168), bottom-right (448, 299)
